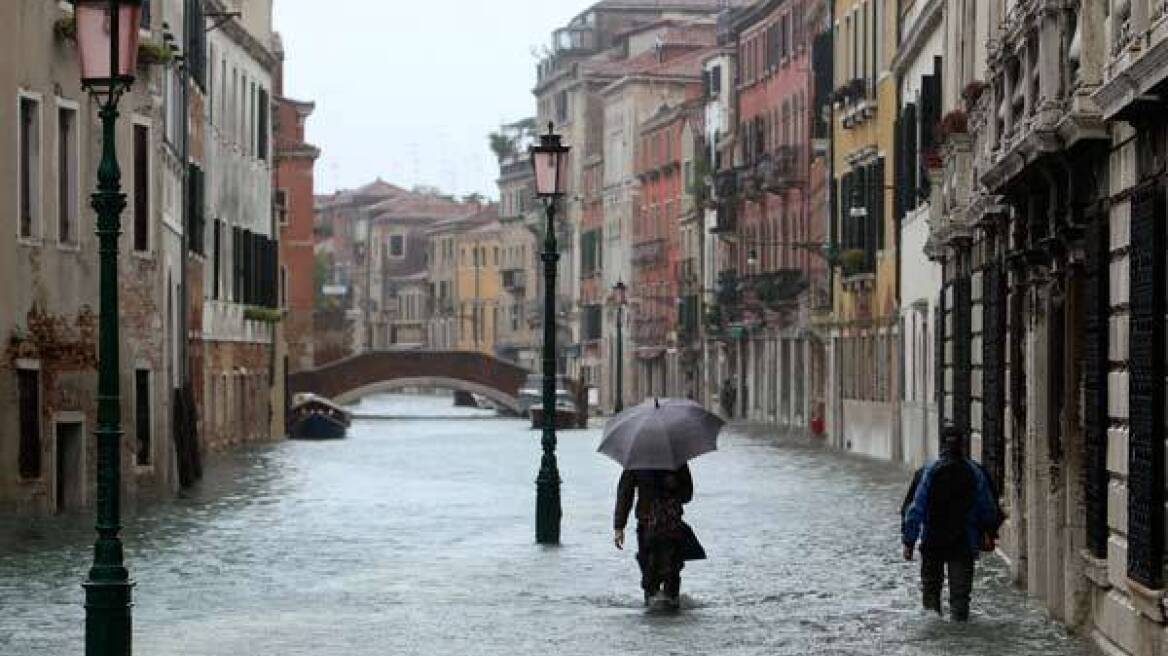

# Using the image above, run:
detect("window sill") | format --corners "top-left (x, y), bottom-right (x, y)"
top-left (17, 237), bottom-right (44, 248)
top-left (131, 249), bottom-right (154, 261)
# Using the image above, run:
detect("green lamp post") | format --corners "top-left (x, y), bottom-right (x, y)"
top-left (73, 1), bottom-right (143, 654)
top-left (530, 123), bottom-right (569, 545)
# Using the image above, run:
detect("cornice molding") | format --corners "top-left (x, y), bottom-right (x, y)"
top-left (890, 0), bottom-right (943, 77)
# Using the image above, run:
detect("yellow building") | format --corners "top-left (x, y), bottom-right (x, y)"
top-left (454, 221), bottom-right (504, 354)
top-left (826, 0), bottom-right (899, 457)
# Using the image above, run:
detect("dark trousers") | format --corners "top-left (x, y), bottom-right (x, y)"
top-left (636, 525), bottom-right (682, 598)
top-left (921, 553), bottom-right (975, 619)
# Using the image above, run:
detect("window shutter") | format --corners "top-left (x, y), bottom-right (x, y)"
top-left (1127, 180), bottom-right (1166, 588)
top-left (903, 103), bottom-right (918, 209)
top-left (874, 157), bottom-right (885, 252)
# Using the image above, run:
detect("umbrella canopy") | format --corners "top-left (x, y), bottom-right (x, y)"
top-left (598, 398), bottom-right (724, 470)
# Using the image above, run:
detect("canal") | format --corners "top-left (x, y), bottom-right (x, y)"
top-left (0, 393), bottom-right (1093, 655)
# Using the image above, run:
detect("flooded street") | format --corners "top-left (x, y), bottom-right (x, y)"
top-left (0, 393), bottom-right (1093, 655)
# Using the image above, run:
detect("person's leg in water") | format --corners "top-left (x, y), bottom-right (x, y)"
top-left (947, 556), bottom-right (975, 621)
top-left (636, 525), bottom-right (659, 605)
top-left (920, 554), bottom-right (944, 614)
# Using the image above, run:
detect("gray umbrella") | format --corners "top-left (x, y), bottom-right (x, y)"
top-left (597, 398), bottom-right (724, 470)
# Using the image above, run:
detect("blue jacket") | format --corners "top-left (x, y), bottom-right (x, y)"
top-left (902, 457), bottom-right (999, 558)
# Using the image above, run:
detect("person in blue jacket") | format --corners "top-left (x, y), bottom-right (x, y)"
top-left (902, 426), bottom-right (1001, 621)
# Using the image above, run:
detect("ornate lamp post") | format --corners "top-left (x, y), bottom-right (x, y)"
top-left (530, 123), bottom-right (569, 545)
top-left (74, 2), bottom-right (143, 654)
top-left (612, 280), bottom-right (627, 413)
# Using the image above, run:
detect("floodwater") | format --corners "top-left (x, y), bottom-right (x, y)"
top-left (0, 393), bottom-right (1094, 655)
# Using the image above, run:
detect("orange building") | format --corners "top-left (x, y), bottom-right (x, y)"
top-left (273, 74), bottom-right (320, 374)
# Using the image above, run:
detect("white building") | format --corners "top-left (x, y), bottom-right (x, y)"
top-left (892, 0), bottom-right (945, 468)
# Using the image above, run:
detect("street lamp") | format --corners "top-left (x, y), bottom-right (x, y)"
top-left (612, 280), bottom-right (627, 413)
top-left (530, 122), bottom-right (569, 545)
top-left (73, 1), bottom-right (143, 654)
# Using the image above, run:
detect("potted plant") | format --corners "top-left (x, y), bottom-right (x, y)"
top-left (54, 16), bottom-right (77, 41)
top-left (962, 80), bottom-right (988, 108)
top-left (839, 249), bottom-right (867, 277)
top-left (137, 40), bottom-right (174, 67)
top-left (244, 306), bottom-right (283, 324)
top-left (940, 110), bottom-right (969, 140)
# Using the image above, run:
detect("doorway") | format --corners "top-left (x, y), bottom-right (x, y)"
top-left (55, 419), bottom-right (84, 513)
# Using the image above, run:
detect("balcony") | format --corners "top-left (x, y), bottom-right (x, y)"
top-left (502, 268), bottom-right (527, 292)
top-left (757, 146), bottom-right (802, 193)
top-left (710, 170), bottom-right (738, 234)
top-left (678, 258), bottom-right (699, 287)
top-left (1095, 0), bottom-right (1168, 121)
top-left (633, 239), bottom-right (665, 267)
top-left (978, 2), bottom-right (1108, 195)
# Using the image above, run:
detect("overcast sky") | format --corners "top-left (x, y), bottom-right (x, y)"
top-left (272, 1), bottom-right (585, 200)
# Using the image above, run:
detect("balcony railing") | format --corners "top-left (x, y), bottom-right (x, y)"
top-left (678, 258), bottom-right (699, 285)
top-left (633, 239), bottom-right (666, 266)
top-left (502, 269), bottom-right (527, 292)
top-left (756, 146), bottom-right (802, 193)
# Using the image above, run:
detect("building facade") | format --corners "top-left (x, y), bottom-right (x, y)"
top-left (826, 0), bottom-right (900, 459)
top-left (202, 0), bottom-right (283, 450)
top-left (0, 0), bottom-right (182, 512)
top-left (273, 38), bottom-right (319, 375)
top-left (893, 0), bottom-right (944, 468)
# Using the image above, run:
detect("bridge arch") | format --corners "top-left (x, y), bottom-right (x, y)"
top-left (334, 377), bottom-right (521, 414)
top-left (288, 350), bottom-right (575, 418)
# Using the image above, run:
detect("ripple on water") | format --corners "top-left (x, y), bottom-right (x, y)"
top-left (0, 393), bottom-right (1097, 656)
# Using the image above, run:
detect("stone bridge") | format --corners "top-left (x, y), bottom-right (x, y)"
top-left (288, 350), bottom-right (582, 416)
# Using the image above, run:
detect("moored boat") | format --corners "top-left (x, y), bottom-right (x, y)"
top-left (530, 400), bottom-right (582, 430)
top-left (288, 394), bottom-right (351, 440)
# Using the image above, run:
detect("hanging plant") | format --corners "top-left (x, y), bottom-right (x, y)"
top-left (244, 306), bottom-right (283, 324)
top-left (137, 41), bottom-right (174, 67)
top-left (54, 16), bottom-right (77, 42)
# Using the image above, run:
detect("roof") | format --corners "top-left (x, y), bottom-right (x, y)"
top-left (317, 178), bottom-right (407, 210)
top-left (427, 205), bottom-right (501, 236)
top-left (583, 28), bottom-right (714, 80)
top-left (367, 193), bottom-right (470, 222)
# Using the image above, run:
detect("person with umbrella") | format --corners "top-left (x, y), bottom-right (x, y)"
top-left (600, 398), bottom-right (723, 609)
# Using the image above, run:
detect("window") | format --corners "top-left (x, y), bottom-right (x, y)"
top-left (275, 188), bottom-right (289, 225)
top-left (213, 220), bottom-right (222, 300)
top-left (57, 103), bottom-right (78, 246)
top-left (19, 94), bottom-right (41, 240)
top-left (280, 265), bottom-right (288, 308)
top-left (257, 87), bottom-right (269, 160)
top-left (188, 164), bottom-right (205, 255)
top-left (555, 90), bottom-right (569, 123)
top-left (133, 123), bottom-right (150, 252)
top-left (494, 246), bottom-right (500, 266)
top-left (18, 367), bottom-right (41, 479)
top-left (389, 234), bottom-right (405, 258)
top-left (135, 369), bottom-right (151, 466)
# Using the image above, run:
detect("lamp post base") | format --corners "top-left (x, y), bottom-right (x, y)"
top-left (84, 579), bottom-right (133, 656)
top-left (535, 460), bottom-right (561, 545)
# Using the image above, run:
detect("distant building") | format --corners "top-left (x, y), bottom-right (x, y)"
top-left (272, 36), bottom-right (320, 375)
top-left (364, 193), bottom-right (471, 348)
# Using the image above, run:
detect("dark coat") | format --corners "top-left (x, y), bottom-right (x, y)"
top-left (903, 456), bottom-right (1001, 559)
top-left (613, 466), bottom-right (693, 531)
